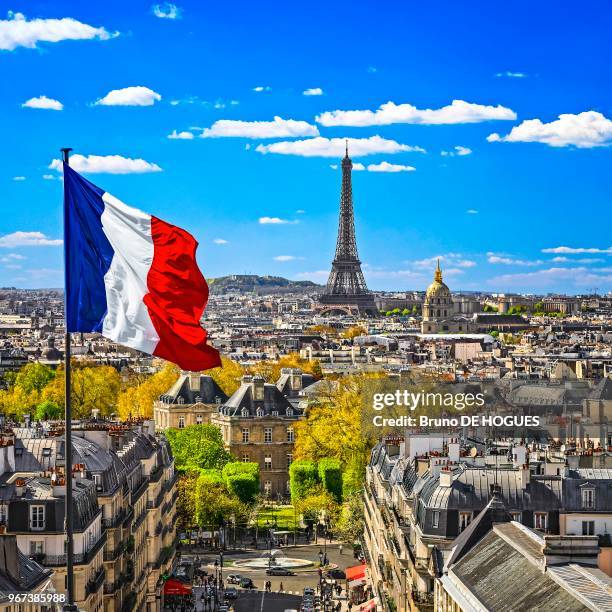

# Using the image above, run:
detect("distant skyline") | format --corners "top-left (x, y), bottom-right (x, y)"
top-left (1, 1), bottom-right (611, 294)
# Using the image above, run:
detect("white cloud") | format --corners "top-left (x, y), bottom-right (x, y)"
top-left (0, 11), bottom-right (115, 51)
top-left (42, 174), bottom-right (56, 180)
top-left (316, 99), bottom-right (516, 127)
top-left (256, 135), bottom-right (425, 158)
top-left (541, 246), bottom-right (612, 254)
top-left (0, 231), bottom-right (62, 247)
top-left (488, 267), bottom-right (612, 289)
top-left (495, 71), bottom-right (526, 78)
top-left (296, 210), bottom-right (305, 214)
top-left (259, 217), bottom-right (298, 225)
top-left (413, 254), bottom-right (476, 269)
top-left (152, 3), bottom-right (182, 19)
top-left (96, 86), bottom-right (161, 107)
top-left (0, 253), bottom-right (26, 262)
top-left (551, 256), bottom-right (603, 264)
top-left (4, 264), bottom-right (21, 270)
top-left (487, 253), bottom-right (543, 266)
top-left (329, 164), bottom-right (338, 170)
top-left (466, 209), bottom-right (479, 214)
top-left (294, 270), bottom-right (330, 281)
top-left (303, 88), bottom-right (323, 96)
top-left (367, 161), bottom-right (415, 173)
top-left (367, 66), bottom-right (378, 73)
top-left (22, 95), bottom-right (63, 111)
top-left (253, 86), bottom-right (271, 92)
top-left (213, 238), bottom-right (228, 245)
top-left (201, 116), bottom-right (319, 139)
top-left (12, 176), bottom-right (26, 181)
top-left (441, 145), bottom-right (472, 157)
top-left (49, 154), bottom-right (162, 174)
top-left (488, 111), bottom-right (612, 148)
top-left (167, 129), bottom-right (195, 140)
top-left (352, 163), bottom-right (365, 171)
top-left (274, 255), bottom-right (301, 261)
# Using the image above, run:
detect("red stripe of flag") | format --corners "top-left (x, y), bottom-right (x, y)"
top-left (144, 216), bottom-right (221, 371)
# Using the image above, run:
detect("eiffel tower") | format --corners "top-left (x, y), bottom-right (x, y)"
top-left (319, 143), bottom-right (377, 315)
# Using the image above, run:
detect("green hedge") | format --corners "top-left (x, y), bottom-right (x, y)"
top-left (226, 473), bottom-right (259, 503)
top-left (318, 458), bottom-right (343, 502)
top-left (289, 460), bottom-right (319, 502)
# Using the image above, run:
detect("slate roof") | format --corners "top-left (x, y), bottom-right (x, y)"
top-left (276, 369), bottom-right (316, 398)
top-left (419, 468), bottom-right (562, 512)
top-left (450, 525), bottom-right (593, 611)
top-left (160, 373), bottom-right (228, 405)
top-left (0, 536), bottom-right (52, 592)
top-left (219, 379), bottom-right (300, 417)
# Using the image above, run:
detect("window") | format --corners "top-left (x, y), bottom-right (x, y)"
top-left (30, 541), bottom-right (44, 555)
top-left (264, 428), bottom-right (273, 444)
top-left (286, 427), bottom-right (294, 443)
top-left (511, 512), bottom-right (522, 523)
top-left (287, 453), bottom-right (293, 468)
top-left (264, 480), bottom-right (272, 495)
top-left (196, 414), bottom-right (203, 425)
top-left (242, 428), bottom-right (250, 443)
top-left (93, 474), bottom-right (102, 491)
top-left (242, 453), bottom-right (250, 463)
top-left (0, 504), bottom-right (7, 524)
top-left (432, 511), bottom-right (440, 528)
top-left (286, 480), bottom-right (291, 493)
top-left (582, 521), bottom-right (595, 536)
top-left (264, 454), bottom-right (272, 470)
top-left (241, 408), bottom-right (249, 417)
top-left (30, 505), bottom-right (45, 530)
top-left (534, 512), bottom-right (547, 530)
top-left (582, 488), bottom-right (595, 509)
top-left (272, 410), bottom-right (279, 417)
top-left (178, 416), bottom-right (185, 429)
top-left (287, 408), bottom-right (293, 417)
top-left (256, 408), bottom-right (264, 417)
top-left (459, 512), bottom-right (472, 532)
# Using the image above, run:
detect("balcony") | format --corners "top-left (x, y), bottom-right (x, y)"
top-left (146, 489), bottom-right (165, 510)
top-left (102, 509), bottom-right (126, 529)
top-left (44, 532), bottom-right (107, 567)
top-left (86, 567), bottom-right (106, 596)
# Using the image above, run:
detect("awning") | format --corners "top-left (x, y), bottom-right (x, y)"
top-left (359, 598), bottom-right (377, 611)
top-left (348, 578), bottom-right (366, 589)
top-left (345, 564), bottom-right (367, 582)
top-left (163, 578), bottom-right (192, 596)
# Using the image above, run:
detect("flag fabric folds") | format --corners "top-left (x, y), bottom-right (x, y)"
top-left (63, 163), bottom-right (221, 371)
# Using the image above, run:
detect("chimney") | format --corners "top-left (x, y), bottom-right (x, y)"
top-left (290, 369), bottom-right (303, 391)
top-left (513, 444), bottom-right (527, 467)
top-left (448, 439), bottom-right (460, 463)
top-left (518, 464), bottom-right (530, 488)
top-left (252, 376), bottom-right (265, 401)
top-left (439, 466), bottom-right (453, 488)
top-left (566, 454), bottom-right (580, 470)
top-left (189, 372), bottom-right (201, 392)
top-left (14, 477), bottom-right (26, 497)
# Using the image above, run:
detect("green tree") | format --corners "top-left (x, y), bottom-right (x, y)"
top-left (35, 399), bottom-right (62, 421)
top-left (222, 462), bottom-right (260, 503)
top-left (15, 363), bottom-right (55, 396)
top-left (166, 425), bottom-right (232, 472)
top-left (336, 491), bottom-right (365, 544)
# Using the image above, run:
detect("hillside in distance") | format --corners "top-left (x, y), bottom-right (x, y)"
top-left (207, 274), bottom-right (323, 295)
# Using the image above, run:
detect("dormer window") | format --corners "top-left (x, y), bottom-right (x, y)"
top-left (287, 408), bottom-right (293, 417)
top-left (30, 505), bottom-right (45, 530)
top-left (256, 408), bottom-right (264, 417)
top-left (241, 408), bottom-right (249, 417)
top-left (582, 488), bottom-right (595, 509)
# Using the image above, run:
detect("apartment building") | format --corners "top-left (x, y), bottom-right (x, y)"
top-left (0, 420), bottom-right (178, 612)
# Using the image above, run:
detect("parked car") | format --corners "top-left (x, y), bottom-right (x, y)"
top-left (224, 587), bottom-right (238, 600)
top-left (239, 577), bottom-right (255, 589)
top-left (266, 567), bottom-right (295, 576)
top-left (226, 574), bottom-right (243, 584)
top-left (326, 568), bottom-right (346, 580)
top-left (303, 588), bottom-right (315, 596)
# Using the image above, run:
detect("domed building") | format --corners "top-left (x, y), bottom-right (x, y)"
top-left (421, 260), bottom-right (468, 333)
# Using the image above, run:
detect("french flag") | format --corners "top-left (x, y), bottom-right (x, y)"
top-left (63, 162), bottom-right (221, 371)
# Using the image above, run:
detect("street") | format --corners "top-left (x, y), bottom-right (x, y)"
top-left (231, 590), bottom-right (302, 612)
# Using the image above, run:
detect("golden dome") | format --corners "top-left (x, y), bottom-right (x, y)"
top-left (425, 259), bottom-right (450, 298)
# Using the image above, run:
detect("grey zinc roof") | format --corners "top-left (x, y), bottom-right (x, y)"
top-left (451, 526), bottom-right (592, 612)
top-left (161, 374), bottom-right (228, 404)
top-left (221, 381), bottom-right (299, 417)
top-left (421, 468), bottom-right (562, 511)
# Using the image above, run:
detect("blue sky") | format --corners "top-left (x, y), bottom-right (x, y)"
top-left (1, 0), bottom-right (611, 294)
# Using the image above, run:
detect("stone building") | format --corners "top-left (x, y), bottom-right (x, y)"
top-left (153, 371), bottom-right (227, 429)
top-left (212, 371), bottom-right (311, 497)
top-left (0, 421), bottom-right (178, 612)
top-left (363, 435), bottom-right (612, 611)
top-left (421, 261), bottom-right (468, 334)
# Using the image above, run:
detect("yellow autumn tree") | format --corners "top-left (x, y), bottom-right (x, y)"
top-left (116, 363), bottom-right (179, 420)
top-left (43, 363), bottom-right (121, 418)
top-left (293, 375), bottom-right (379, 493)
top-left (343, 325), bottom-right (367, 340)
top-left (249, 353), bottom-right (322, 383)
top-left (208, 356), bottom-right (244, 396)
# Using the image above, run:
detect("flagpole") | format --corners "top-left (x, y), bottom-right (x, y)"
top-left (61, 147), bottom-right (77, 612)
